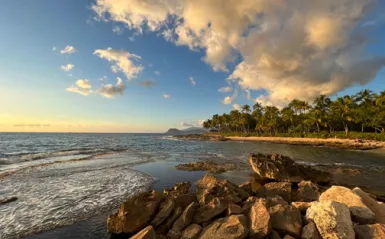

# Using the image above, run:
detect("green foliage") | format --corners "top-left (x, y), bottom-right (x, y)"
top-left (202, 89), bottom-right (385, 141)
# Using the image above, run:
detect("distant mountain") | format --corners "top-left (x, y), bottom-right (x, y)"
top-left (165, 127), bottom-right (207, 135)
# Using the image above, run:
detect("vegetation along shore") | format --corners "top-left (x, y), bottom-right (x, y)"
top-left (202, 90), bottom-right (385, 141)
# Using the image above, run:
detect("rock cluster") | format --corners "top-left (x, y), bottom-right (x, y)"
top-left (107, 153), bottom-right (385, 239)
top-left (175, 161), bottom-right (236, 174)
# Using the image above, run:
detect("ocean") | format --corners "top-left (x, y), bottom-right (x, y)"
top-left (0, 133), bottom-right (384, 239)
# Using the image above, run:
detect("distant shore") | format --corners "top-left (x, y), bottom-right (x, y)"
top-left (225, 136), bottom-right (385, 151)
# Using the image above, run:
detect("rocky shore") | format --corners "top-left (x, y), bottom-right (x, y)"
top-left (106, 153), bottom-right (385, 239)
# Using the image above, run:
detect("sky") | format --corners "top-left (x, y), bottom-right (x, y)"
top-left (0, 0), bottom-right (384, 133)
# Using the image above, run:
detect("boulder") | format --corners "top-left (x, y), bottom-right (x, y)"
top-left (107, 190), bottom-right (164, 234)
top-left (249, 199), bottom-right (272, 239)
top-left (354, 224), bottom-right (385, 239)
top-left (268, 204), bottom-right (302, 238)
top-left (167, 202), bottom-right (198, 239)
top-left (301, 222), bottom-right (322, 239)
top-left (268, 231), bottom-right (281, 239)
top-left (181, 224), bottom-right (202, 239)
top-left (257, 182), bottom-right (292, 202)
top-left (283, 236), bottom-right (295, 239)
top-left (175, 161), bottom-right (236, 174)
top-left (306, 201), bottom-right (355, 239)
top-left (227, 203), bottom-right (242, 215)
top-left (320, 186), bottom-right (376, 224)
top-left (156, 207), bottom-right (183, 235)
top-left (199, 215), bottom-right (249, 239)
top-left (291, 202), bottom-right (314, 214)
top-left (243, 196), bottom-right (289, 214)
top-left (249, 153), bottom-right (332, 184)
top-left (193, 197), bottom-right (228, 224)
top-left (239, 181), bottom-right (253, 195)
top-left (353, 187), bottom-right (385, 223)
top-left (151, 199), bottom-right (175, 228)
top-left (196, 174), bottom-right (249, 205)
top-left (130, 226), bottom-right (156, 239)
top-left (292, 181), bottom-right (320, 202)
top-left (164, 182), bottom-right (197, 209)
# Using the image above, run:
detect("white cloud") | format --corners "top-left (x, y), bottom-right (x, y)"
top-left (52, 46), bottom-right (56, 51)
top-left (61, 64), bottom-right (74, 72)
top-left (99, 75), bottom-right (108, 81)
top-left (233, 104), bottom-right (241, 111)
top-left (66, 79), bottom-right (92, 96)
top-left (94, 48), bottom-right (143, 81)
top-left (154, 71), bottom-right (161, 75)
top-left (222, 89), bottom-right (238, 105)
top-left (218, 86), bottom-right (232, 93)
top-left (163, 94), bottom-right (170, 99)
top-left (60, 45), bottom-right (76, 54)
top-left (180, 122), bottom-right (193, 127)
top-left (189, 76), bottom-right (196, 86)
top-left (198, 120), bottom-right (205, 127)
top-left (92, 0), bottom-right (385, 106)
top-left (98, 77), bottom-right (125, 98)
top-left (112, 25), bottom-right (124, 35)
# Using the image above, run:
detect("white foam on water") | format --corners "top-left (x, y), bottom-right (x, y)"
top-left (0, 153), bottom-right (154, 239)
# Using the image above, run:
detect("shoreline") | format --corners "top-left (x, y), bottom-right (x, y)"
top-left (224, 136), bottom-right (385, 151)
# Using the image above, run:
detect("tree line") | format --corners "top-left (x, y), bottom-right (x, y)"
top-left (203, 89), bottom-right (385, 137)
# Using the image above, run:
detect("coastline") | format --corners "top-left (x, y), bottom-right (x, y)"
top-left (224, 136), bottom-right (385, 151)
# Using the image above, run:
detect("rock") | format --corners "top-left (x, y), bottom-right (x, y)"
top-left (167, 202), bottom-right (198, 238)
top-left (175, 161), bottom-right (236, 174)
top-left (199, 215), bottom-right (249, 239)
top-left (181, 224), bottom-right (202, 239)
top-left (257, 182), bottom-right (292, 202)
top-left (291, 202), bottom-right (314, 214)
top-left (268, 204), bottom-right (302, 238)
top-left (293, 181), bottom-right (320, 202)
top-left (283, 236), bottom-right (295, 239)
top-left (156, 207), bottom-right (183, 235)
top-left (227, 203), bottom-right (242, 215)
top-left (196, 174), bottom-right (249, 205)
top-left (306, 201), bottom-right (355, 239)
top-left (130, 226), bottom-right (156, 239)
top-left (151, 199), bottom-right (175, 228)
top-left (354, 224), bottom-right (385, 239)
top-left (319, 186), bottom-right (376, 224)
top-left (268, 231), bottom-right (281, 239)
top-left (265, 196), bottom-right (289, 208)
top-left (301, 222), bottom-right (322, 239)
top-left (193, 197), bottom-right (228, 224)
top-left (164, 182), bottom-right (197, 209)
top-left (249, 153), bottom-right (332, 184)
top-left (239, 181), bottom-right (253, 195)
top-left (107, 190), bottom-right (164, 234)
top-left (353, 187), bottom-right (385, 223)
top-left (0, 196), bottom-right (18, 205)
top-left (249, 199), bottom-right (272, 239)
top-left (243, 196), bottom-right (288, 215)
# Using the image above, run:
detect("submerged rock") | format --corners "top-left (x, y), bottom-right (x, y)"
top-left (107, 190), bottom-right (163, 234)
top-left (249, 153), bottom-right (332, 184)
top-left (175, 161), bottom-right (236, 174)
top-left (129, 226), bottom-right (156, 239)
top-left (354, 224), bottom-right (385, 239)
top-left (199, 215), bottom-right (249, 239)
top-left (306, 201), bottom-right (355, 239)
top-left (319, 186), bottom-right (376, 224)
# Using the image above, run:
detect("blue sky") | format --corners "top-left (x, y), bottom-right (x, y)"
top-left (0, 0), bottom-right (384, 132)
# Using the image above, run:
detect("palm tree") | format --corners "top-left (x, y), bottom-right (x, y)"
top-left (331, 96), bottom-right (354, 137)
top-left (305, 109), bottom-right (324, 132)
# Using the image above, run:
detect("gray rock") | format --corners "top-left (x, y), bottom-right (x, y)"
top-left (306, 201), bottom-right (355, 239)
top-left (320, 186), bottom-right (376, 224)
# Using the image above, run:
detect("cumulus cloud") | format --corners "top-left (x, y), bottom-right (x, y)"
top-left (92, 0), bottom-right (385, 106)
top-left (189, 76), bottom-right (196, 86)
top-left (98, 77), bottom-right (126, 98)
top-left (112, 25), bottom-right (124, 35)
top-left (94, 47), bottom-right (143, 80)
top-left (60, 45), bottom-right (76, 54)
top-left (218, 86), bottom-right (232, 93)
top-left (180, 122), bottom-right (193, 127)
top-left (163, 94), bottom-right (170, 99)
top-left (233, 104), bottom-right (241, 111)
top-left (222, 89), bottom-right (238, 105)
top-left (139, 79), bottom-right (156, 88)
top-left (61, 64), bottom-right (74, 72)
top-left (66, 79), bottom-right (92, 96)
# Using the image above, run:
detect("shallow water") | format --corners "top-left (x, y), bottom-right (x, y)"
top-left (0, 133), bottom-right (384, 239)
